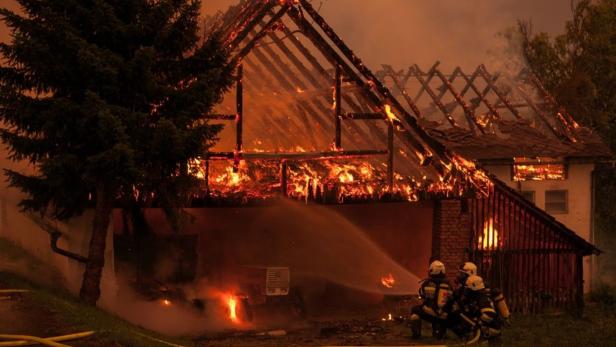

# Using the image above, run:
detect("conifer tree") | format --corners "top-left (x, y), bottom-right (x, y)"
top-left (0, 0), bottom-right (233, 305)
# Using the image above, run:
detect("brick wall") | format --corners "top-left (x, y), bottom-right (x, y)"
top-left (431, 199), bottom-right (472, 279)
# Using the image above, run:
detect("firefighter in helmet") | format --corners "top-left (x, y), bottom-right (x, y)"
top-left (409, 260), bottom-right (452, 339)
top-left (458, 275), bottom-right (502, 342)
top-left (445, 262), bottom-right (479, 339)
top-left (454, 262), bottom-right (510, 325)
top-left (456, 262), bottom-right (477, 287)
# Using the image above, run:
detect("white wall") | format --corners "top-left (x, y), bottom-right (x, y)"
top-left (484, 163), bottom-right (595, 292)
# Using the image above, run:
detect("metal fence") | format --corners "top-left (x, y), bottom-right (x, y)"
top-left (469, 182), bottom-right (585, 313)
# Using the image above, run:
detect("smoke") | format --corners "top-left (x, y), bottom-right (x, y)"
top-left (239, 199), bottom-right (422, 295)
top-left (202, 0), bottom-right (572, 72)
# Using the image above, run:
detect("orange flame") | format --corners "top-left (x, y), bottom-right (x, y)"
top-left (227, 295), bottom-right (239, 323)
top-left (479, 217), bottom-right (499, 250)
top-left (384, 104), bottom-right (399, 123)
top-left (381, 313), bottom-right (394, 321)
top-left (381, 273), bottom-right (395, 288)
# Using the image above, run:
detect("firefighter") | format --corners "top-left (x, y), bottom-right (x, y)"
top-left (459, 275), bottom-right (502, 342)
top-left (455, 261), bottom-right (510, 325)
top-left (409, 260), bottom-right (452, 340)
top-left (456, 262), bottom-right (477, 287)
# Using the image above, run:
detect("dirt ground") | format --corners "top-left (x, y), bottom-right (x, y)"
top-left (196, 320), bottom-right (452, 347)
top-left (195, 305), bottom-right (459, 347)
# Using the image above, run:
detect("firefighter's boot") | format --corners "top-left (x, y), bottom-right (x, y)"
top-left (409, 313), bottom-right (421, 339)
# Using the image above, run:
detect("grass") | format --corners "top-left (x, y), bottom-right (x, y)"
top-left (0, 271), bottom-right (194, 347)
top-left (502, 305), bottom-right (616, 346)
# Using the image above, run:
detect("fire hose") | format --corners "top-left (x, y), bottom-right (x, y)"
top-left (0, 290), bottom-right (95, 346)
top-left (0, 331), bottom-right (94, 347)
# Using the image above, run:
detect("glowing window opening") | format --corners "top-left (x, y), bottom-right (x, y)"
top-left (512, 157), bottom-right (566, 182)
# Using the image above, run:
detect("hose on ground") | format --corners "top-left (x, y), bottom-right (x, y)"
top-left (0, 331), bottom-right (94, 347)
top-left (0, 290), bottom-right (30, 294)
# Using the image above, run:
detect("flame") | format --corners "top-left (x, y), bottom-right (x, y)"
top-left (295, 86), bottom-right (305, 93)
top-left (160, 299), bottom-right (172, 307)
top-left (384, 104), bottom-right (399, 123)
top-left (331, 87), bottom-right (337, 110)
top-left (381, 273), bottom-right (395, 288)
top-left (513, 164), bottom-right (565, 181)
top-left (189, 159), bottom-right (206, 180)
top-left (381, 313), bottom-right (394, 321)
top-left (479, 217), bottom-right (499, 250)
top-left (227, 295), bottom-right (239, 323)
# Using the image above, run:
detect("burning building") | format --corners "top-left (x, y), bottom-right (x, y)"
top-left (379, 63), bottom-right (612, 294)
top-left (112, 0), bottom-right (597, 315)
top-left (0, 0), bottom-right (604, 321)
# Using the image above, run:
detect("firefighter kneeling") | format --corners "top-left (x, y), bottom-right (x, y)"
top-left (409, 260), bottom-right (452, 339)
top-left (450, 275), bottom-right (509, 341)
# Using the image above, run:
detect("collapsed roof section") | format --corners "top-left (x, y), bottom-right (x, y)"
top-left (378, 63), bottom-right (612, 161)
top-left (201, 0), bottom-right (491, 201)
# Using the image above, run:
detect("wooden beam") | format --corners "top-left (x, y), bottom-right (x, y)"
top-left (205, 149), bottom-right (388, 161)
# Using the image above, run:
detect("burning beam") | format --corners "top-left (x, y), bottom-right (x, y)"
top-left (206, 149), bottom-right (389, 161)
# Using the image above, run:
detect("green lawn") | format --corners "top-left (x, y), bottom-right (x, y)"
top-left (0, 271), bottom-right (193, 347)
top-left (502, 304), bottom-right (616, 346)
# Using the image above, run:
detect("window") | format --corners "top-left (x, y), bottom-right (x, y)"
top-left (521, 190), bottom-right (535, 204)
top-left (545, 190), bottom-right (568, 214)
top-left (512, 157), bottom-right (566, 181)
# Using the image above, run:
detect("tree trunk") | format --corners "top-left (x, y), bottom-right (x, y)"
top-left (79, 184), bottom-right (113, 305)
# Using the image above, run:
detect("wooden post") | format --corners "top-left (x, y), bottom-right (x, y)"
top-left (234, 64), bottom-right (243, 172)
top-left (335, 65), bottom-right (342, 149)
top-left (575, 251), bottom-right (584, 317)
top-left (205, 159), bottom-right (210, 200)
top-left (236, 64), bottom-right (243, 153)
top-left (387, 122), bottom-right (394, 191)
top-left (280, 161), bottom-right (288, 196)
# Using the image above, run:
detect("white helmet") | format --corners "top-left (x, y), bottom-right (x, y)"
top-left (429, 260), bottom-right (446, 276)
top-left (465, 275), bottom-right (485, 291)
top-left (460, 262), bottom-right (477, 276)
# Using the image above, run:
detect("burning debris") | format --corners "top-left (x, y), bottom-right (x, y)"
top-left (380, 274), bottom-right (396, 289)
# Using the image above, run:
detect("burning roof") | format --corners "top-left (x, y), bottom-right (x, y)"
top-left (378, 63), bottom-right (612, 161)
top-left (199, 0), bottom-right (492, 203)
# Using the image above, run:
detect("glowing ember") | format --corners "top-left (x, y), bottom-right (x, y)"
top-left (479, 217), bottom-right (499, 250)
top-left (160, 299), bottom-right (172, 307)
top-left (227, 295), bottom-right (239, 323)
top-left (295, 86), bottom-right (305, 93)
top-left (381, 273), bottom-right (395, 288)
top-left (381, 313), bottom-right (394, 321)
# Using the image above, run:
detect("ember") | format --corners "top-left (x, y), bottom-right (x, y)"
top-left (381, 313), bottom-right (393, 321)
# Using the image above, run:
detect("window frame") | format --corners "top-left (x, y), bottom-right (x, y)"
top-left (545, 189), bottom-right (568, 214)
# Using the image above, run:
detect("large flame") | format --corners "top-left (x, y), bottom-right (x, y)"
top-left (227, 295), bottom-right (239, 323)
top-left (479, 217), bottom-right (499, 250)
